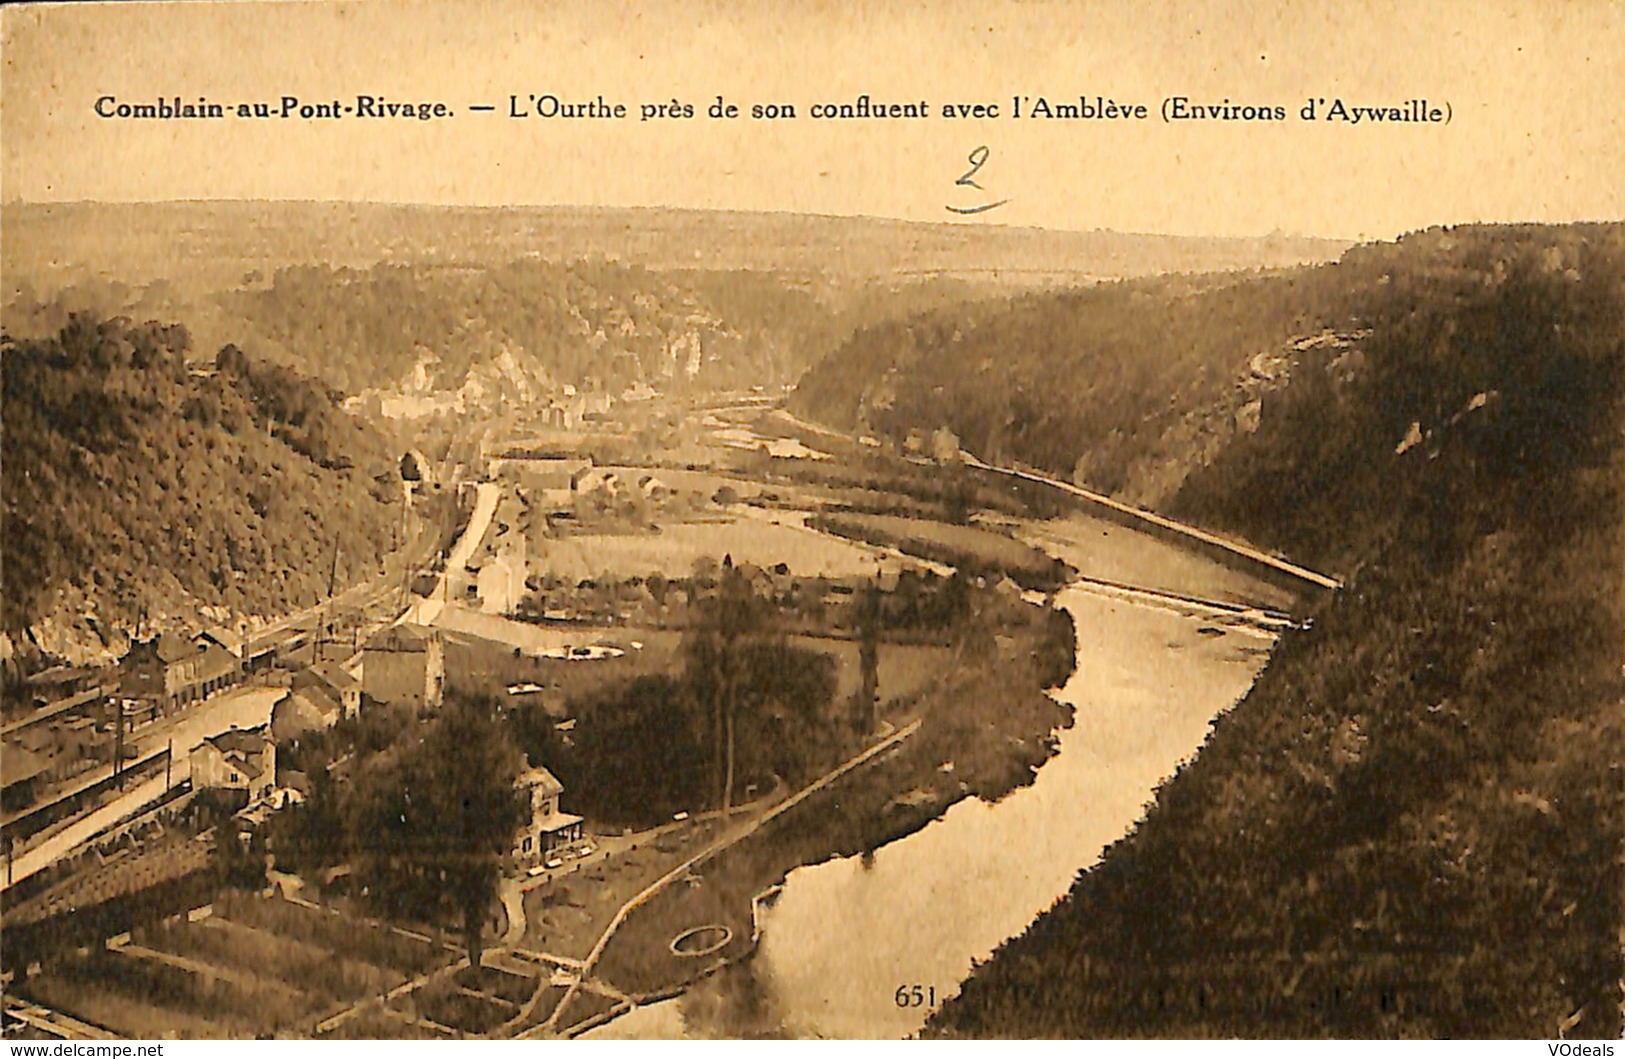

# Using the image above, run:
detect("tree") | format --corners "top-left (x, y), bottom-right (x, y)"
top-left (684, 560), bottom-right (764, 812)
top-left (853, 580), bottom-right (882, 735)
top-left (346, 693), bottom-right (526, 968)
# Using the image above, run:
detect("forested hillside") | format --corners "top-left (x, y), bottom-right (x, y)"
top-left (923, 225), bottom-right (1625, 1036)
top-left (2, 314), bottom-right (403, 660)
top-left (793, 226), bottom-right (1625, 566)
top-left (219, 260), bottom-right (945, 395)
top-left (4, 259), bottom-right (994, 406)
top-left (2, 202), bottom-right (1344, 411)
top-left (791, 267), bottom-right (1349, 506)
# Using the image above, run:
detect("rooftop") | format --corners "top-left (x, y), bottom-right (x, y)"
top-left (307, 660), bottom-right (361, 692)
top-left (201, 724), bottom-right (271, 757)
top-left (365, 623), bottom-right (438, 654)
top-left (200, 625), bottom-right (245, 656)
top-left (154, 631), bottom-right (203, 665)
top-left (516, 765), bottom-right (564, 797)
top-left (535, 809), bottom-right (583, 834)
top-left (196, 643), bottom-right (240, 682)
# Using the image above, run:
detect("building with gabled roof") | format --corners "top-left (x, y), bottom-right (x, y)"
top-left (298, 661), bottom-right (361, 719)
top-left (191, 724), bottom-right (276, 807)
top-left (512, 763), bottom-right (584, 869)
top-left (119, 631), bottom-right (241, 714)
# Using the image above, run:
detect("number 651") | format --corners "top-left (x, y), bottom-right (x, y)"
top-left (894, 984), bottom-right (937, 1008)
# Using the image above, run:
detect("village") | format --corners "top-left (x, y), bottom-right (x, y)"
top-left (2, 391), bottom-right (1085, 1040)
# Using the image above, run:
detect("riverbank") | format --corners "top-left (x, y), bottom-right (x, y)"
top-left (545, 605), bottom-right (1075, 1033)
top-left (584, 574), bottom-right (1281, 1039)
top-left (929, 229), bottom-right (1625, 1038)
top-left (935, 502), bottom-right (1625, 1036)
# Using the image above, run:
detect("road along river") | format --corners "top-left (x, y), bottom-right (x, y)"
top-left (587, 514), bottom-right (1290, 1038)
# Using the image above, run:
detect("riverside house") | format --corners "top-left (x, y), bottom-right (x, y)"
top-left (513, 763), bottom-right (585, 869)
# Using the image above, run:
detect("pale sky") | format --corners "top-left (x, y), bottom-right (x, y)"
top-left (3, 0), bottom-right (1622, 239)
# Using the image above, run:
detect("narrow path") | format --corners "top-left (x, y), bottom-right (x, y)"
top-left (507, 716), bottom-right (924, 1037)
top-left (771, 406), bottom-right (1341, 592)
top-left (498, 878), bottom-right (527, 948)
top-left (960, 453), bottom-right (1342, 590)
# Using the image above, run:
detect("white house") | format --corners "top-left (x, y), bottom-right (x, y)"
top-left (191, 725), bottom-right (277, 806)
top-left (512, 764), bottom-right (584, 869)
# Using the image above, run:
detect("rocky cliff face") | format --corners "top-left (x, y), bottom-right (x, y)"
top-left (1110, 329), bottom-right (1371, 510)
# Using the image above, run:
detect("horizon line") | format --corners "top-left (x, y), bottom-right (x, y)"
top-left (0, 196), bottom-right (1374, 245)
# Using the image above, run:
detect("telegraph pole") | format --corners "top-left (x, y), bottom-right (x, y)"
top-left (113, 697), bottom-right (126, 791)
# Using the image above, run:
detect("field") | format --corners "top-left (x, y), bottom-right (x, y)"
top-left (443, 620), bottom-right (948, 729)
top-left (530, 512), bottom-right (897, 581)
top-left (441, 625), bottom-right (684, 708)
top-left (15, 891), bottom-right (465, 1038)
top-left (809, 638), bottom-right (951, 706)
top-left (809, 512), bottom-right (1072, 589)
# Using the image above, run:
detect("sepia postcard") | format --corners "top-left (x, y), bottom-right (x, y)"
top-left (1, 0), bottom-right (1622, 1043)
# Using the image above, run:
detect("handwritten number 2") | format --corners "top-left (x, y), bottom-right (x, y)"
top-left (947, 146), bottom-right (1009, 215)
top-left (957, 145), bottom-right (990, 190)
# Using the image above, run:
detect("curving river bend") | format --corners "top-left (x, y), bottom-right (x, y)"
top-left (589, 515), bottom-right (1286, 1039)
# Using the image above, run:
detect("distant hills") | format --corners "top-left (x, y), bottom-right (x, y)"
top-left (0, 199), bottom-right (1349, 660)
top-left (0, 201), bottom-right (1348, 410)
top-left (1, 200), bottom-right (1348, 289)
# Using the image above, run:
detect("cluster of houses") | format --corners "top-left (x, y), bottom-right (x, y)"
top-left (181, 621), bottom-right (585, 874)
top-left (486, 454), bottom-right (673, 517)
top-left (8, 605), bottom-right (588, 892)
top-left (1, 627), bottom-right (252, 812)
top-left (0, 621), bottom-right (439, 816)
top-left (197, 623), bottom-right (441, 810)
top-left (516, 563), bottom-right (906, 631)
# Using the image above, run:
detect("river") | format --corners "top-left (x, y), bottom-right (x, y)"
top-left (587, 515), bottom-right (1285, 1039)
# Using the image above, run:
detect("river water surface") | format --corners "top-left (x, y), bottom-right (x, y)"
top-left (590, 515), bottom-right (1284, 1038)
